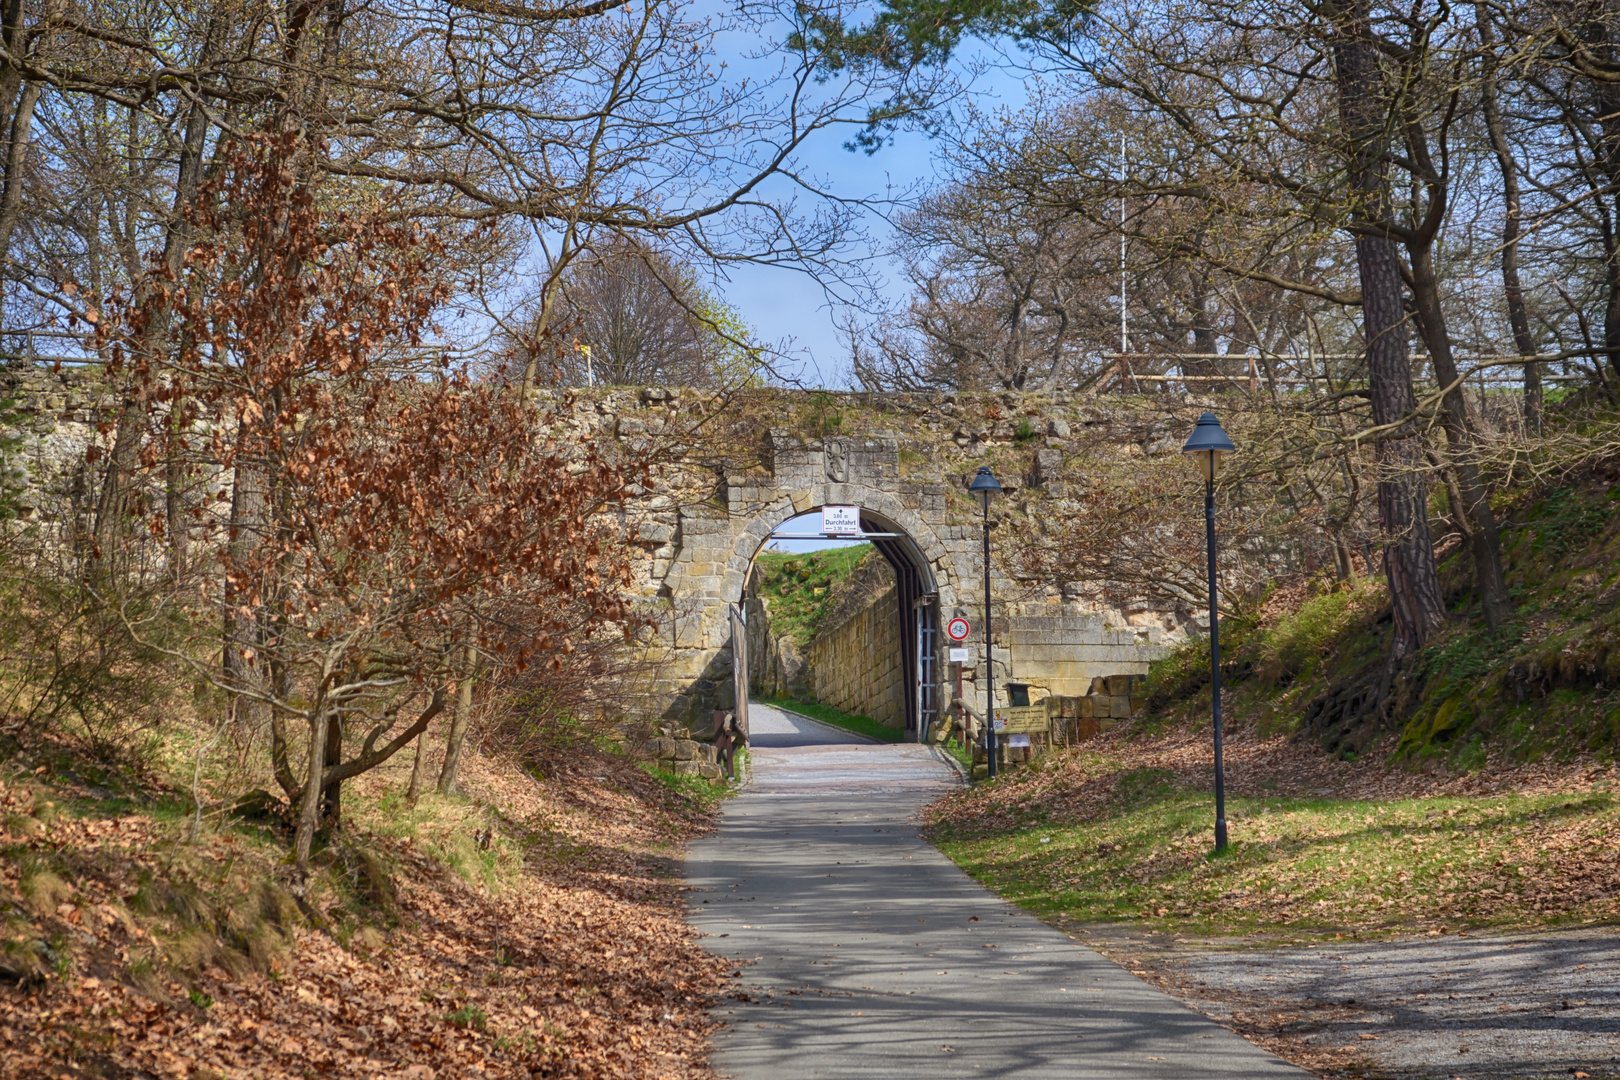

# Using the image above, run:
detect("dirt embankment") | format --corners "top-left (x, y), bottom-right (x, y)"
top-left (0, 739), bottom-right (731, 1080)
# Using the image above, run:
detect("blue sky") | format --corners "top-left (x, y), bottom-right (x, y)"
top-left (707, 33), bottom-right (1033, 389)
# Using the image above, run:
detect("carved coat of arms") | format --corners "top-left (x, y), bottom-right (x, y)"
top-left (823, 438), bottom-right (848, 483)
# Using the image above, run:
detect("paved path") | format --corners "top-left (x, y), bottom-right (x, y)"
top-left (686, 702), bottom-right (1306, 1078)
top-left (1153, 928), bottom-right (1620, 1079)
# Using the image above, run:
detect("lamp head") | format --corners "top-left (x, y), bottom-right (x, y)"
top-left (968, 466), bottom-right (1002, 512)
top-left (1181, 411), bottom-right (1236, 483)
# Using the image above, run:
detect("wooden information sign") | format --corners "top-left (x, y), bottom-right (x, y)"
top-left (992, 705), bottom-right (1049, 735)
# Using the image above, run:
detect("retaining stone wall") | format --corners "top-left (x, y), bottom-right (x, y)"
top-left (806, 556), bottom-right (906, 729)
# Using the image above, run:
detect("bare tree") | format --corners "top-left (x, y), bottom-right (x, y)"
top-left (506, 238), bottom-right (739, 388)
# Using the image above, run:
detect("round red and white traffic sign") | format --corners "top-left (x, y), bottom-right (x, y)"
top-left (946, 617), bottom-right (971, 641)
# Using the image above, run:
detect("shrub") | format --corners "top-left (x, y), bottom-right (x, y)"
top-left (1254, 580), bottom-right (1384, 688)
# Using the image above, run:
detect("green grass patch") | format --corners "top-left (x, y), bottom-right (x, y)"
top-left (926, 752), bottom-right (1620, 942)
top-left (750, 545), bottom-right (875, 647)
top-left (756, 696), bottom-right (905, 743)
top-left (938, 735), bottom-right (974, 774)
top-left (636, 761), bottom-right (732, 806)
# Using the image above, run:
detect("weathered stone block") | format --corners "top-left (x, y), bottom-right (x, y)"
top-left (672, 761), bottom-right (701, 777)
top-left (1111, 695), bottom-right (1131, 719)
top-left (673, 739), bottom-right (700, 761)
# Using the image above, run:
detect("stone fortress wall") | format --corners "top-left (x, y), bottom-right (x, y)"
top-left (3, 364), bottom-right (1235, 733)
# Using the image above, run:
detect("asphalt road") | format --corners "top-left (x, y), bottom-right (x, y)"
top-left (685, 702), bottom-right (1308, 1078)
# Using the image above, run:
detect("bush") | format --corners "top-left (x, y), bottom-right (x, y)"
top-left (0, 554), bottom-right (176, 755)
top-left (1140, 613), bottom-right (1261, 711)
top-left (1254, 580), bottom-right (1384, 688)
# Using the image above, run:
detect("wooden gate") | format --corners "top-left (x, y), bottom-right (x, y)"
top-left (729, 602), bottom-right (749, 738)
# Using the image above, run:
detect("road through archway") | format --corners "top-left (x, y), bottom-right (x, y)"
top-left (686, 702), bottom-right (1307, 1079)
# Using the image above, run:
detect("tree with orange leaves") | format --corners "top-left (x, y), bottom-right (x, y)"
top-left (97, 133), bottom-right (647, 876)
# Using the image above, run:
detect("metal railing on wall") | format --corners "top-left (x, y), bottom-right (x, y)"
top-left (1, 329), bottom-right (489, 373)
top-left (1091, 353), bottom-right (1594, 395)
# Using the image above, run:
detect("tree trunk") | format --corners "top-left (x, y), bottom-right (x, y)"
top-left (0, 78), bottom-right (38, 269)
top-left (1587, 6), bottom-right (1620, 385)
top-left (269, 706), bottom-right (300, 803)
top-left (320, 709), bottom-right (343, 833)
top-left (437, 647), bottom-right (476, 796)
top-left (1332, 530), bottom-right (1355, 581)
top-left (1407, 243), bottom-right (1510, 631)
top-left (1329, 0), bottom-right (1445, 661)
top-left (1475, 6), bottom-right (1541, 434)
top-left (294, 705), bottom-right (329, 877)
top-left (406, 729), bottom-right (430, 804)
top-left (1189, 273), bottom-right (1222, 388)
top-left (165, 414), bottom-right (188, 583)
top-left (224, 438), bottom-right (268, 686)
top-left (92, 410), bottom-right (146, 567)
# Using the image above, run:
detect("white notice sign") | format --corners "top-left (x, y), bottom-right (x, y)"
top-left (1007, 734), bottom-right (1031, 748)
top-left (821, 505), bottom-right (861, 535)
top-left (948, 647), bottom-right (971, 663)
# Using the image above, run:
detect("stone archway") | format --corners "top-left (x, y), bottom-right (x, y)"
top-left (723, 484), bottom-right (959, 610)
top-left (638, 428), bottom-right (1167, 734)
top-left (729, 490), bottom-right (952, 741)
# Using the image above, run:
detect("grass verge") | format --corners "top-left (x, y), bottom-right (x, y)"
top-left (638, 758), bottom-right (737, 807)
top-left (925, 741), bottom-right (1620, 943)
top-left (937, 734), bottom-right (974, 774)
top-left (757, 695), bottom-right (905, 743)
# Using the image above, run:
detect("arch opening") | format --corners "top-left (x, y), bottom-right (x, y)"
top-left (731, 501), bottom-right (945, 744)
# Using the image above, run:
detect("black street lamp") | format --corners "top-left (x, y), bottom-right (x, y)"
top-left (968, 466), bottom-right (1002, 779)
top-left (1181, 412), bottom-right (1236, 853)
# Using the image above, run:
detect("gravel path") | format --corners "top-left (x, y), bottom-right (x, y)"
top-left (686, 702), bottom-right (1309, 1078)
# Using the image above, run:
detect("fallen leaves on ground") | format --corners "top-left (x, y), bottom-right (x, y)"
top-left (0, 741), bottom-right (730, 1079)
top-left (926, 717), bottom-right (1620, 935)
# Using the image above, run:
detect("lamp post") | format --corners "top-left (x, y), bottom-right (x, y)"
top-left (968, 466), bottom-right (1002, 779)
top-left (1181, 412), bottom-right (1236, 852)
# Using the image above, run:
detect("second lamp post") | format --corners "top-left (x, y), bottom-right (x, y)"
top-left (1181, 412), bottom-right (1236, 853)
top-left (969, 466), bottom-right (1002, 778)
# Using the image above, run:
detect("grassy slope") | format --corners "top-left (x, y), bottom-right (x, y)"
top-left (750, 544), bottom-right (873, 647)
top-left (1146, 475), bottom-right (1620, 767)
top-left (925, 477), bottom-right (1620, 942)
top-left (0, 723), bottom-right (729, 1079)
